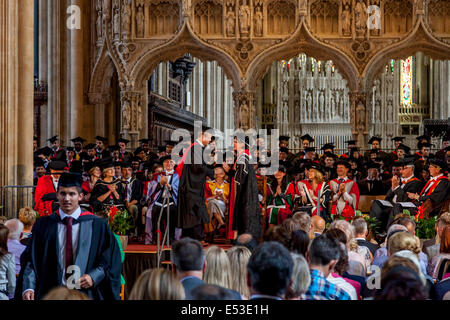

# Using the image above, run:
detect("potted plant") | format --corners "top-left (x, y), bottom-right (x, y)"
top-left (107, 206), bottom-right (134, 250)
top-left (402, 209), bottom-right (436, 243)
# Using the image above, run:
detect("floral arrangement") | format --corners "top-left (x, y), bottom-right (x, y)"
top-left (403, 209), bottom-right (436, 240)
top-left (106, 206), bottom-right (134, 236)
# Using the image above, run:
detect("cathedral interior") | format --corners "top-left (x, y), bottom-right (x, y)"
top-left (1, 0), bottom-right (450, 188)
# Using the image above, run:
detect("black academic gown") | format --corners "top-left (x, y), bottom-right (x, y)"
top-left (90, 179), bottom-right (125, 213)
top-left (230, 151), bottom-right (262, 239)
top-left (16, 211), bottom-right (122, 300)
top-left (176, 142), bottom-right (214, 230)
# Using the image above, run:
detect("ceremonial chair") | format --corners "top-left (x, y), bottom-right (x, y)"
top-left (358, 195), bottom-right (385, 214)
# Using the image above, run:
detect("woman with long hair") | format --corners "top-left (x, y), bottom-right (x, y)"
top-left (129, 268), bottom-right (185, 300)
top-left (0, 225), bottom-right (15, 300)
top-left (266, 166), bottom-right (293, 226)
top-left (428, 225), bottom-right (450, 279)
top-left (81, 165), bottom-right (101, 203)
top-left (297, 164), bottom-right (331, 218)
top-left (227, 246), bottom-right (251, 299)
top-left (90, 162), bottom-right (125, 214)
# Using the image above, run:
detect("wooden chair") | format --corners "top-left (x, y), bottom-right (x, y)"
top-left (358, 195), bottom-right (385, 214)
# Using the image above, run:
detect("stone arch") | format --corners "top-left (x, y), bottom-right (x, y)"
top-left (245, 18), bottom-right (359, 92)
top-left (88, 49), bottom-right (122, 100)
top-left (363, 16), bottom-right (450, 93)
top-left (130, 21), bottom-right (242, 92)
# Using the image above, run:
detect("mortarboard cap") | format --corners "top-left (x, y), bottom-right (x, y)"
top-left (48, 161), bottom-right (67, 171)
top-left (370, 149), bottom-right (379, 155)
top-left (279, 135), bottom-right (290, 142)
top-left (416, 135), bottom-right (431, 142)
top-left (85, 143), bottom-right (96, 150)
top-left (159, 155), bottom-right (173, 163)
top-left (58, 172), bottom-right (82, 188)
top-left (308, 163), bottom-right (325, 175)
top-left (66, 147), bottom-right (75, 152)
top-left (100, 159), bottom-right (115, 171)
top-left (419, 142), bottom-right (434, 148)
top-left (336, 160), bottom-right (351, 170)
top-left (120, 162), bottom-right (132, 169)
top-left (131, 156), bottom-right (141, 163)
top-left (34, 136), bottom-right (38, 141)
top-left (134, 147), bottom-right (145, 156)
top-left (95, 136), bottom-right (108, 143)
top-left (34, 158), bottom-right (45, 168)
top-left (279, 147), bottom-right (289, 154)
top-left (321, 143), bottom-right (335, 151)
top-left (323, 152), bottom-right (336, 158)
top-left (157, 146), bottom-right (166, 153)
top-left (47, 136), bottom-right (59, 143)
top-left (392, 137), bottom-right (405, 142)
top-left (165, 140), bottom-right (177, 147)
top-left (69, 161), bottom-right (83, 174)
top-left (399, 156), bottom-right (416, 167)
top-left (304, 147), bottom-right (316, 153)
top-left (139, 138), bottom-right (150, 144)
top-left (108, 145), bottom-right (120, 152)
top-left (429, 158), bottom-right (447, 172)
top-left (366, 162), bottom-right (380, 170)
top-left (345, 140), bottom-right (357, 145)
top-left (38, 146), bottom-right (53, 157)
top-left (71, 137), bottom-right (86, 143)
top-left (118, 138), bottom-right (130, 144)
top-left (349, 147), bottom-right (360, 152)
top-left (397, 143), bottom-right (411, 153)
top-left (368, 136), bottom-right (382, 144)
top-left (300, 134), bottom-right (314, 142)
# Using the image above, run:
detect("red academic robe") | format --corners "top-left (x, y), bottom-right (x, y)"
top-left (34, 175), bottom-right (57, 217)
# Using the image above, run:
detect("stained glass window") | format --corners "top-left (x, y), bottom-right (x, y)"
top-left (401, 57), bottom-right (413, 106)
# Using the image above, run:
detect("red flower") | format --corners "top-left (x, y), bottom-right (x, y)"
top-left (109, 206), bottom-right (119, 223)
top-left (415, 206), bottom-right (425, 221)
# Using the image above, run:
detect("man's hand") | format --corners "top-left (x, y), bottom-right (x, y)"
top-left (338, 183), bottom-right (346, 194)
top-left (392, 175), bottom-right (400, 189)
top-left (407, 192), bottom-right (420, 201)
top-left (222, 163), bottom-right (230, 173)
top-left (79, 274), bottom-right (94, 289)
top-left (23, 290), bottom-right (34, 300)
top-left (160, 176), bottom-right (168, 186)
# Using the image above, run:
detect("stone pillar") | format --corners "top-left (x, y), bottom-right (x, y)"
top-left (0, 0), bottom-right (34, 189)
top-left (233, 90), bottom-right (256, 130)
top-left (70, 0), bottom-right (84, 139)
top-left (120, 90), bottom-right (144, 149)
top-left (350, 91), bottom-right (368, 149)
top-left (88, 92), bottom-right (111, 138)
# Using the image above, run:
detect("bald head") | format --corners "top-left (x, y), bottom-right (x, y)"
top-left (311, 215), bottom-right (325, 234)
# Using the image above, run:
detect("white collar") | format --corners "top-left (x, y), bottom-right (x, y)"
top-left (59, 207), bottom-right (82, 221)
top-left (401, 175), bottom-right (414, 182)
top-left (165, 170), bottom-right (174, 175)
top-left (195, 139), bottom-right (203, 146)
top-left (337, 176), bottom-right (348, 181)
top-left (431, 174), bottom-right (444, 182)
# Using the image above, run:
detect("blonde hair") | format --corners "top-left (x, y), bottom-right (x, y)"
top-left (19, 207), bottom-right (36, 229)
top-left (288, 253), bottom-right (311, 298)
top-left (89, 166), bottom-right (100, 175)
top-left (227, 246), bottom-right (251, 298)
top-left (310, 168), bottom-right (324, 183)
top-left (42, 286), bottom-right (91, 300)
top-left (129, 268), bottom-right (185, 300)
top-left (204, 246), bottom-right (232, 289)
top-left (388, 231), bottom-right (420, 256)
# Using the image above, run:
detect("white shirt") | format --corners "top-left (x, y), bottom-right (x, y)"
top-left (58, 207), bottom-right (82, 284)
top-left (423, 174), bottom-right (444, 194)
top-left (124, 177), bottom-right (133, 202)
top-left (51, 176), bottom-right (59, 191)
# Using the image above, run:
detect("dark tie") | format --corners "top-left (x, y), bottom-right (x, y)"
top-left (63, 217), bottom-right (74, 273)
top-left (338, 178), bottom-right (344, 184)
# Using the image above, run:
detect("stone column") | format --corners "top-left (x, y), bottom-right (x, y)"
top-left (120, 90), bottom-right (144, 149)
top-left (88, 92), bottom-right (111, 138)
top-left (0, 0), bottom-right (34, 190)
top-left (350, 91), bottom-right (368, 149)
top-left (70, 0), bottom-right (84, 139)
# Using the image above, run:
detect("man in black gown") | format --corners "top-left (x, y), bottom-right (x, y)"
top-left (175, 130), bottom-right (214, 242)
top-left (18, 172), bottom-right (122, 300)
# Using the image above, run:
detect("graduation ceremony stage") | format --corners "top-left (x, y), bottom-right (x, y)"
top-left (122, 242), bottom-right (232, 299)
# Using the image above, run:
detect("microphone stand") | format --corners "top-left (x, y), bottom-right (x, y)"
top-left (156, 184), bottom-right (171, 268)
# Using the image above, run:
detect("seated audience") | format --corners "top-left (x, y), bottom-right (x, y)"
top-left (292, 211), bottom-right (311, 234)
top-left (247, 241), bottom-right (293, 300)
top-left (427, 225), bottom-right (450, 279)
top-left (263, 225), bottom-right (291, 249)
top-left (352, 217), bottom-right (379, 257)
top-left (191, 284), bottom-right (235, 300)
top-left (281, 218), bottom-right (301, 234)
top-left (286, 254), bottom-right (311, 300)
top-left (289, 230), bottom-right (310, 257)
top-left (18, 207), bottom-right (36, 246)
top-left (42, 286), bottom-right (91, 300)
top-left (303, 234), bottom-right (351, 300)
top-left (329, 219), bottom-right (370, 277)
top-left (234, 233), bottom-right (258, 253)
top-left (423, 212), bottom-right (450, 261)
top-left (171, 238), bottom-right (206, 300)
top-left (128, 268), bottom-right (185, 300)
top-left (311, 215), bottom-right (325, 238)
top-left (0, 216), bottom-right (7, 225)
top-left (373, 224), bottom-right (408, 264)
top-left (203, 246), bottom-right (241, 299)
top-left (227, 246), bottom-right (252, 299)
top-left (4, 219), bottom-right (26, 274)
top-left (0, 225), bottom-right (15, 300)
